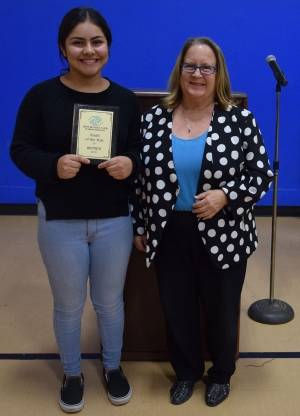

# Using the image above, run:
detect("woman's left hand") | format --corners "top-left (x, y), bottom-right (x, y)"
top-left (192, 190), bottom-right (228, 220)
top-left (98, 156), bottom-right (133, 179)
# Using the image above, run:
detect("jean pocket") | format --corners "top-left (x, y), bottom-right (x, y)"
top-left (37, 200), bottom-right (46, 219)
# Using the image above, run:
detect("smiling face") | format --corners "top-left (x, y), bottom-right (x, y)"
top-left (180, 44), bottom-right (217, 104)
top-left (60, 20), bottom-right (109, 80)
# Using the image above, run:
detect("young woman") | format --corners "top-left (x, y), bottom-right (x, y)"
top-left (10, 7), bottom-right (141, 413)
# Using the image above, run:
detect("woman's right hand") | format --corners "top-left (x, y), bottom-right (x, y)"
top-left (134, 235), bottom-right (147, 252)
top-left (57, 154), bottom-right (90, 179)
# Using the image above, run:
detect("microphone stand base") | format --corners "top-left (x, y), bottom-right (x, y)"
top-left (248, 299), bottom-right (294, 324)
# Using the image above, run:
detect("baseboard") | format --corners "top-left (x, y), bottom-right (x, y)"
top-left (0, 204), bottom-right (299, 217)
top-left (0, 204), bottom-right (37, 215)
top-left (254, 206), bottom-right (300, 216)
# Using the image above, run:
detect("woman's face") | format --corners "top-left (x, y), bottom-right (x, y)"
top-left (180, 44), bottom-right (217, 103)
top-left (60, 20), bottom-right (109, 79)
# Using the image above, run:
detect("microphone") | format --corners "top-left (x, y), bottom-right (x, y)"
top-left (266, 55), bottom-right (288, 86)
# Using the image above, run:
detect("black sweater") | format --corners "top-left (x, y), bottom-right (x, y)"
top-left (10, 77), bottom-right (141, 220)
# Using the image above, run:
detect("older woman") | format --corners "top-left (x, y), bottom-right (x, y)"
top-left (132, 37), bottom-right (273, 407)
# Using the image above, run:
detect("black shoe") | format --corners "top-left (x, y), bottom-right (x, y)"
top-left (170, 381), bottom-right (195, 405)
top-left (103, 367), bottom-right (132, 405)
top-left (59, 374), bottom-right (84, 413)
top-left (205, 382), bottom-right (230, 407)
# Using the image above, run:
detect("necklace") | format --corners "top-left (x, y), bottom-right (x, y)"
top-left (181, 102), bottom-right (213, 133)
top-left (183, 114), bottom-right (194, 133)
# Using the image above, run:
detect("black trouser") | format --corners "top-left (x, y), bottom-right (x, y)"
top-left (154, 211), bottom-right (247, 384)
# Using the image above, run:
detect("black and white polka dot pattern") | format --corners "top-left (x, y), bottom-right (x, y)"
top-left (130, 104), bottom-right (273, 269)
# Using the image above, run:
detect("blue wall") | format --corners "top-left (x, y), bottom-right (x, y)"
top-left (1, 0), bottom-right (299, 205)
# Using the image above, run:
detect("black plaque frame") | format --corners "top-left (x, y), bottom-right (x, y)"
top-left (71, 104), bottom-right (119, 164)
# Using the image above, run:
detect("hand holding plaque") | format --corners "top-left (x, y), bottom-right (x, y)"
top-left (71, 104), bottom-right (119, 164)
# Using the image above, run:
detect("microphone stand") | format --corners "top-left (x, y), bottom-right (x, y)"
top-left (248, 82), bottom-right (294, 324)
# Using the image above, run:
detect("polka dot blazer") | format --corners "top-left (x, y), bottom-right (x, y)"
top-left (131, 104), bottom-right (273, 269)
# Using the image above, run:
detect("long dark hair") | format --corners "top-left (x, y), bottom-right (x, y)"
top-left (58, 7), bottom-right (112, 69)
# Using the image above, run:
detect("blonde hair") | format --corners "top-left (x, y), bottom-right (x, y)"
top-left (163, 37), bottom-right (234, 110)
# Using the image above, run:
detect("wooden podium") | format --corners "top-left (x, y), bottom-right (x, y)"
top-left (122, 90), bottom-right (248, 361)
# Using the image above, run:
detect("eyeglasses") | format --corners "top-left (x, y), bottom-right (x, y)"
top-left (180, 63), bottom-right (217, 75)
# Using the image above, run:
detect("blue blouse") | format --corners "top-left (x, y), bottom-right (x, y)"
top-left (172, 131), bottom-right (208, 211)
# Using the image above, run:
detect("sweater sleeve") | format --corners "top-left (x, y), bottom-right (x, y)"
top-left (221, 109), bottom-right (273, 220)
top-left (119, 92), bottom-right (141, 182)
top-left (10, 85), bottom-right (62, 184)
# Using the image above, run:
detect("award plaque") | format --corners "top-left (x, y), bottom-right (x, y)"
top-left (71, 104), bottom-right (119, 164)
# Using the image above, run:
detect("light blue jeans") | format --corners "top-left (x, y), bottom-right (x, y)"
top-left (37, 201), bottom-right (133, 376)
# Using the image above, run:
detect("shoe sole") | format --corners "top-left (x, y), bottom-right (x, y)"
top-left (59, 398), bottom-right (84, 413)
top-left (108, 387), bottom-right (132, 405)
